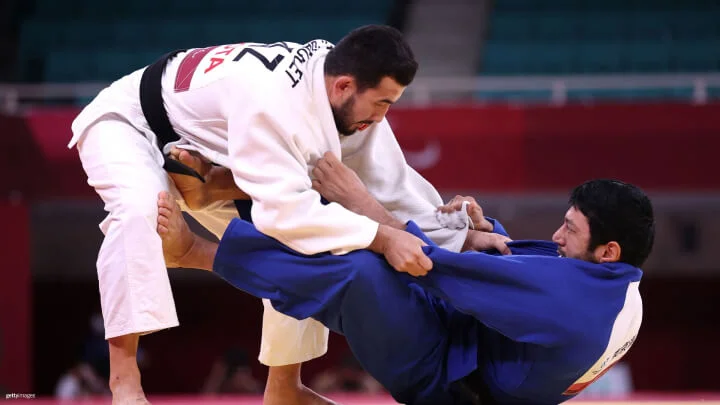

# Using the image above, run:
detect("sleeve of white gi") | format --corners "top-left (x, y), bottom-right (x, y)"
top-left (227, 96), bottom-right (380, 256)
top-left (341, 119), bottom-right (469, 253)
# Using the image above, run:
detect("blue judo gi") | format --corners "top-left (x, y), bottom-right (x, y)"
top-left (212, 218), bottom-right (643, 405)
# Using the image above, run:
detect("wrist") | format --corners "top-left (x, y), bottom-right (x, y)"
top-left (478, 218), bottom-right (494, 232)
top-left (462, 230), bottom-right (477, 252)
top-left (386, 216), bottom-right (407, 230)
top-left (462, 234), bottom-right (471, 252)
top-left (368, 224), bottom-right (390, 254)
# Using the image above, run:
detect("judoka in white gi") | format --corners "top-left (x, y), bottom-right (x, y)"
top-left (68, 25), bottom-right (480, 404)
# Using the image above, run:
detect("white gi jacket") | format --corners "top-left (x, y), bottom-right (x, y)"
top-left (69, 39), bottom-right (470, 365)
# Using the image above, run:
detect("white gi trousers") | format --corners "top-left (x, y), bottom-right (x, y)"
top-left (75, 116), bottom-right (327, 365)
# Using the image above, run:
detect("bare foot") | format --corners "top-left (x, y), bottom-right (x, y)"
top-left (264, 384), bottom-right (340, 405)
top-left (110, 374), bottom-right (150, 405)
top-left (167, 147), bottom-right (212, 210)
top-left (112, 394), bottom-right (152, 405)
top-left (157, 191), bottom-right (196, 268)
top-left (109, 335), bottom-right (150, 405)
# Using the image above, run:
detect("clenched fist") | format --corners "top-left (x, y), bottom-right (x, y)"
top-left (312, 151), bottom-right (373, 211)
top-left (437, 195), bottom-right (494, 232)
top-left (463, 229), bottom-right (512, 255)
top-left (369, 225), bottom-right (433, 276)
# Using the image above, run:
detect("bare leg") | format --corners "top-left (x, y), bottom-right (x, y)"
top-left (157, 191), bottom-right (216, 270)
top-left (264, 364), bottom-right (339, 405)
top-left (156, 193), bottom-right (338, 405)
top-left (109, 334), bottom-right (150, 405)
top-left (77, 120), bottom-right (180, 405)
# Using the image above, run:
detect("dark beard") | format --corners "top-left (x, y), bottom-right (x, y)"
top-left (558, 247), bottom-right (600, 263)
top-left (581, 248), bottom-right (600, 263)
top-left (331, 96), bottom-right (356, 136)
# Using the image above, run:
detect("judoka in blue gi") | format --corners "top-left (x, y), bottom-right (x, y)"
top-left (157, 175), bottom-right (654, 405)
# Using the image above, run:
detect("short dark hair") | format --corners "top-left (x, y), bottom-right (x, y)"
top-left (569, 179), bottom-right (655, 267)
top-left (324, 25), bottom-right (418, 91)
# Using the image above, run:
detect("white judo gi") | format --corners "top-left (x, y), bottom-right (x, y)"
top-left (68, 39), bottom-right (471, 366)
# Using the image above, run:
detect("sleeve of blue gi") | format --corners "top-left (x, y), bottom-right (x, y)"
top-left (402, 224), bottom-right (585, 347)
top-left (485, 216), bottom-right (509, 238)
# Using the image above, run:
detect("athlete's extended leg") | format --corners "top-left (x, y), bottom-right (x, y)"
top-left (165, 152), bottom-right (334, 405)
top-left (157, 193), bottom-right (453, 405)
top-left (157, 193), bottom-right (337, 405)
top-left (77, 118), bottom-right (178, 405)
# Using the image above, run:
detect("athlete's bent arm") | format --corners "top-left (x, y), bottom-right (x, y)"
top-left (227, 93), bottom-right (431, 276)
top-left (409, 242), bottom-right (590, 347)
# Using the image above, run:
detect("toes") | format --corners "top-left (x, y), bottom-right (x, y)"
top-left (178, 150), bottom-right (192, 163)
top-left (157, 214), bottom-right (169, 228)
top-left (179, 150), bottom-right (199, 168)
top-left (169, 146), bottom-right (181, 160)
top-left (157, 192), bottom-right (173, 209)
top-left (158, 206), bottom-right (171, 218)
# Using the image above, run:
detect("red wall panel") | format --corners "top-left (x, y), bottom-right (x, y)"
top-left (389, 103), bottom-right (720, 191)
top-left (0, 203), bottom-right (31, 393)
top-left (5, 102), bottom-right (720, 198)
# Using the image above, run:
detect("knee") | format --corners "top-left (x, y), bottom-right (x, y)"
top-left (113, 195), bottom-right (162, 230)
top-left (346, 253), bottom-right (392, 290)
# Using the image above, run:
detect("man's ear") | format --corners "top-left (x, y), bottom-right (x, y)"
top-left (596, 241), bottom-right (621, 263)
top-left (334, 75), bottom-right (355, 93)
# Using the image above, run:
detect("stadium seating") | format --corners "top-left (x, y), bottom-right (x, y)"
top-left (17, 0), bottom-right (392, 82)
top-left (477, 0), bottom-right (720, 100)
top-left (13, 0), bottom-right (720, 103)
top-left (482, 0), bottom-right (720, 75)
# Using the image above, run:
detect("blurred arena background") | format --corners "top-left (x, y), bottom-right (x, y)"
top-left (1, 0), bottom-right (719, 403)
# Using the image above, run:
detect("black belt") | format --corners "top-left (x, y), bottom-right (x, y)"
top-left (139, 49), bottom-right (258, 222)
top-left (139, 49), bottom-right (205, 182)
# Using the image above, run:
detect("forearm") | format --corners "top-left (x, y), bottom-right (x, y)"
top-left (345, 196), bottom-right (406, 230)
